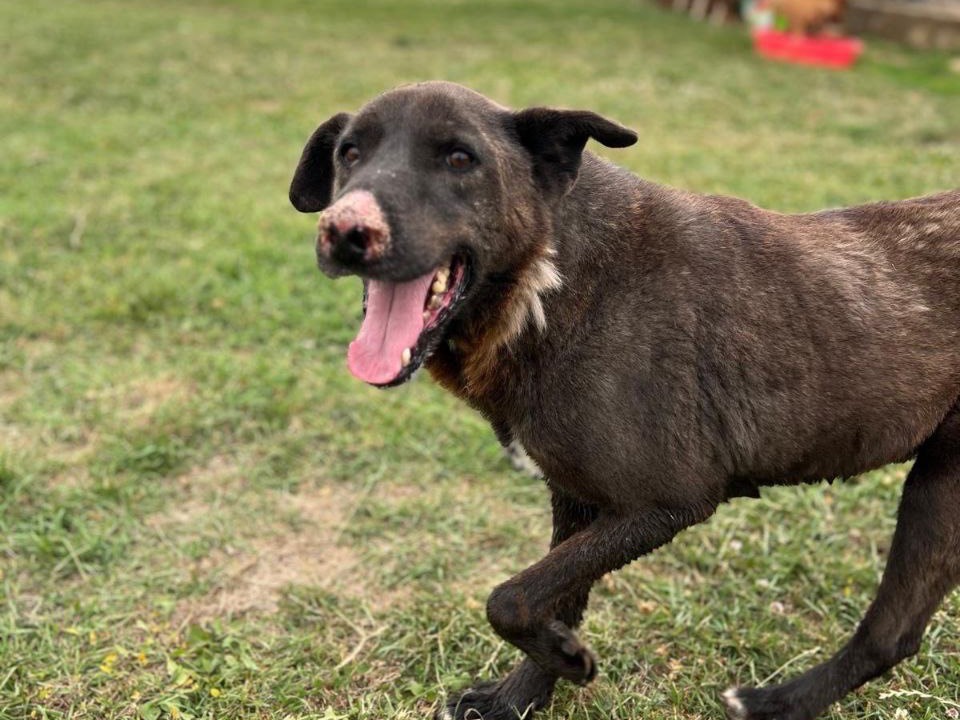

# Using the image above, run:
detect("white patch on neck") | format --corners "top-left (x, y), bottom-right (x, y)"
top-left (462, 244), bottom-right (563, 392)
top-left (500, 245), bottom-right (562, 345)
top-left (505, 439), bottom-right (544, 478)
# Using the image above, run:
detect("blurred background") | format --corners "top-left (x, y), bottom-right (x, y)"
top-left (1, 1), bottom-right (958, 718)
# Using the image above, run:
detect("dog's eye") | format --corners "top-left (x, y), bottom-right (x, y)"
top-left (341, 144), bottom-right (361, 167)
top-left (446, 149), bottom-right (475, 171)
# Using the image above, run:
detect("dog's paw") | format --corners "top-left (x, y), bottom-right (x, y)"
top-left (721, 685), bottom-right (815, 720)
top-left (541, 620), bottom-right (597, 685)
top-left (721, 688), bottom-right (749, 720)
top-left (437, 681), bottom-right (541, 720)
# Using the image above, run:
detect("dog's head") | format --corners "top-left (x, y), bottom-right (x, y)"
top-left (290, 81), bottom-right (636, 387)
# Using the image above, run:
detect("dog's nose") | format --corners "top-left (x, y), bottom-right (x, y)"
top-left (325, 221), bottom-right (382, 263)
top-left (317, 190), bottom-right (389, 266)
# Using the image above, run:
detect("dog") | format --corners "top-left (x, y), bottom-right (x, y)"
top-left (289, 81), bottom-right (960, 720)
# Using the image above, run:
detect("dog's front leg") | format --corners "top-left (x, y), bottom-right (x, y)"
top-left (440, 500), bottom-right (716, 719)
top-left (438, 491), bottom-right (599, 720)
top-left (486, 503), bottom-right (716, 684)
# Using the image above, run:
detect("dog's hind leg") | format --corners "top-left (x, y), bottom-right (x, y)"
top-left (724, 406), bottom-right (960, 720)
top-left (439, 491), bottom-right (600, 720)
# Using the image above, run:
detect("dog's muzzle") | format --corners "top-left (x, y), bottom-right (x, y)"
top-left (317, 189), bottom-right (390, 268)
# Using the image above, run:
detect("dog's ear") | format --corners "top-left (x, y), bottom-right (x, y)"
top-left (289, 112), bottom-right (352, 213)
top-left (511, 108), bottom-right (637, 196)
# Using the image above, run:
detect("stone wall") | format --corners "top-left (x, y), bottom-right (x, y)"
top-left (846, 0), bottom-right (960, 50)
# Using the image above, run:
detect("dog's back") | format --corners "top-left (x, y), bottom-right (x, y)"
top-left (544, 171), bottom-right (960, 491)
top-left (692, 188), bottom-right (960, 484)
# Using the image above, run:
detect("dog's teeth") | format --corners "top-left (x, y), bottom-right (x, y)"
top-left (436, 267), bottom-right (450, 283)
top-left (401, 348), bottom-right (411, 367)
top-left (423, 310), bottom-right (431, 322)
top-left (432, 277), bottom-right (447, 294)
top-left (428, 294), bottom-right (442, 310)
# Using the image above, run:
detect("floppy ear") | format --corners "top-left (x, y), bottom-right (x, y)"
top-left (289, 112), bottom-right (352, 213)
top-left (512, 108), bottom-right (637, 196)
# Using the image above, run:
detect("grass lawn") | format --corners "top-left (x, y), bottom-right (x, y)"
top-left (2, 0), bottom-right (959, 718)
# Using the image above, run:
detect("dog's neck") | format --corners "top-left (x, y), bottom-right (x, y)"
top-left (427, 155), bottom-right (650, 415)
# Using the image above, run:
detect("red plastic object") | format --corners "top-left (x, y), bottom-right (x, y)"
top-left (753, 29), bottom-right (863, 69)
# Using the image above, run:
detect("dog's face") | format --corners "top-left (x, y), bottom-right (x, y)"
top-left (290, 81), bottom-right (636, 387)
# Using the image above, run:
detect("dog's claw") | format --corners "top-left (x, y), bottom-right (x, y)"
top-left (544, 620), bottom-right (597, 684)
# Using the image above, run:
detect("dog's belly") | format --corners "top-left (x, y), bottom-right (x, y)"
top-left (726, 307), bottom-right (960, 485)
top-left (512, 329), bottom-right (960, 506)
top-left (752, 373), bottom-right (958, 485)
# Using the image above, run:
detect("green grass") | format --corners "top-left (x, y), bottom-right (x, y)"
top-left (2, 0), bottom-right (959, 718)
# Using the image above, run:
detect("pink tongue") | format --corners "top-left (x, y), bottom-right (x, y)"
top-left (347, 271), bottom-right (435, 385)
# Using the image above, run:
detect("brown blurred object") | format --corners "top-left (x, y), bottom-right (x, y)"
top-left (770, 0), bottom-right (846, 35)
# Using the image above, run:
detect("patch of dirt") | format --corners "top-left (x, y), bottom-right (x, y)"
top-left (173, 483), bottom-right (398, 623)
top-left (0, 371), bottom-right (99, 489)
top-left (15, 336), bottom-right (60, 361)
top-left (144, 454), bottom-right (240, 530)
top-left (0, 370), bottom-right (32, 455)
top-left (0, 372), bottom-right (187, 479)
top-left (0, 419), bottom-right (30, 454)
top-left (44, 466), bottom-right (92, 492)
top-left (116, 374), bottom-right (193, 427)
top-left (0, 374), bottom-right (23, 411)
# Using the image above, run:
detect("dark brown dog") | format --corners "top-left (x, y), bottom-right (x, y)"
top-left (289, 81), bottom-right (960, 720)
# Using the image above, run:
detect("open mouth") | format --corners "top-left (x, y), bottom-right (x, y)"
top-left (346, 254), bottom-right (470, 386)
